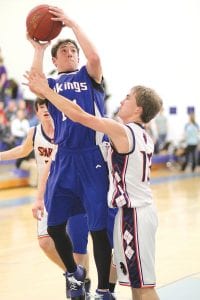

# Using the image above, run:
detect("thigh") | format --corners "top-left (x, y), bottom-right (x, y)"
top-left (81, 161), bottom-right (109, 231)
top-left (45, 184), bottom-right (85, 226)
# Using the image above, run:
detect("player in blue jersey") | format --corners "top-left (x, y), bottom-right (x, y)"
top-left (27, 6), bottom-right (114, 300)
top-left (25, 71), bottom-right (162, 300)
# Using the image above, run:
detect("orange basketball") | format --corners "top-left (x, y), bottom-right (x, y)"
top-left (26, 4), bottom-right (62, 41)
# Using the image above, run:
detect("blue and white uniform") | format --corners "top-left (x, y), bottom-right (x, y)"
top-left (45, 66), bottom-right (109, 231)
top-left (33, 123), bottom-right (89, 254)
top-left (107, 123), bottom-right (158, 288)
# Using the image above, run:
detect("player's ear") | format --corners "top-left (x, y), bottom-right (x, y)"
top-left (136, 106), bottom-right (143, 115)
top-left (52, 57), bottom-right (57, 67)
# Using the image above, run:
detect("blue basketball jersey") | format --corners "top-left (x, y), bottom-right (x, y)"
top-left (47, 66), bottom-right (106, 149)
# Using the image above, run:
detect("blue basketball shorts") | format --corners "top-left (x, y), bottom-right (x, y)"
top-left (45, 146), bottom-right (109, 231)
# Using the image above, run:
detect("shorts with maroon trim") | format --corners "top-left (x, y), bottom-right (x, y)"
top-left (113, 204), bottom-right (158, 288)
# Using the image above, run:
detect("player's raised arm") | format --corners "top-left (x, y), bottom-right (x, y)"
top-left (49, 6), bottom-right (102, 83)
top-left (27, 34), bottom-right (49, 75)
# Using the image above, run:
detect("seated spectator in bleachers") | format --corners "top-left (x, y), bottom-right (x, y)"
top-left (6, 78), bottom-right (19, 100)
top-left (5, 99), bottom-right (17, 123)
top-left (0, 49), bottom-right (8, 105)
top-left (18, 99), bottom-right (27, 111)
top-left (0, 101), bottom-right (6, 121)
top-left (10, 109), bottom-right (30, 145)
top-left (0, 108), bottom-right (15, 150)
top-left (17, 99), bottom-right (33, 121)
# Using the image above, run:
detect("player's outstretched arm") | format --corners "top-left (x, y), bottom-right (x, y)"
top-left (25, 71), bottom-right (129, 153)
top-left (0, 128), bottom-right (34, 161)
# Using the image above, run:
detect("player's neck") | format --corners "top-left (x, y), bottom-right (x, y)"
top-left (42, 121), bottom-right (54, 139)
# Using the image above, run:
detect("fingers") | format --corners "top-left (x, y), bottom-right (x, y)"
top-left (49, 6), bottom-right (62, 16)
top-left (32, 206), bottom-right (44, 220)
top-left (23, 70), bottom-right (43, 80)
top-left (41, 208), bottom-right (44, 218)
top-left (22, 71), bottom-right (31, 86)
top-left (27, 33), bottom-right (50, 47)
top-left (49, 6), bottom-right (61, 11)
top-left (22, 71), bottom-right (33, 85)
top-left (37, 208), bottom-right (44, 220)
top-left (49, 6), bottom-right (65, 20)
top-left (32, 207), bottom-right (39, 219)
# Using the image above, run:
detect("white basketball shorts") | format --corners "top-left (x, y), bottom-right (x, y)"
top-left (113, 204), bottom-right (158, 288)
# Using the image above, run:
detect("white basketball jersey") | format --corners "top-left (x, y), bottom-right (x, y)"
top-left (108, 122), bottom-right (154, 208)
top-left (33, 124), bottom-right (57, 182)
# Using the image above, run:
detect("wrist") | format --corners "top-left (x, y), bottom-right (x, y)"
top-left (71, 22), bottom-right (79, 32)
top-left (45, 87), bottom-right (54, 99)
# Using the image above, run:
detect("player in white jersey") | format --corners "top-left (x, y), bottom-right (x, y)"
top-left (26, 73), bottom-right (163, 300)
top-left (0, 98), bottom-right (91, 296)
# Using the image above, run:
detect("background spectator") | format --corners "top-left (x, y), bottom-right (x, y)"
top-left (155, 106), bottom-right (168, 152)
top-left (6, 78), bottom-right (19, 100)
top-left (0, 48), bottom-right (8, 105)
top-left (4, 99), bottom-right (17, 124)
top-left (10, 109), bottom-right (30, 145)
top-left (0, 102), bottom-right (15, 150)
top-left (181, 113), bottom-right (200, 172)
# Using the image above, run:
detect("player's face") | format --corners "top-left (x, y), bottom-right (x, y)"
top-left (36, 104), bottom-right (52, 122)
top-left (52, 42), bottom-right (79, 72)
top-left (117, 89), bottom-right (142, 122)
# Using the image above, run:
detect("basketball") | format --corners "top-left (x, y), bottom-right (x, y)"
top-left (26, 4), bottom-right (63, 41)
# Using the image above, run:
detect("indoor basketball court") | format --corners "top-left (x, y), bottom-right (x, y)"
top-left (0, 167), bottom-right (200, 300)
top-left (0, 1), bottom-right (200, 299)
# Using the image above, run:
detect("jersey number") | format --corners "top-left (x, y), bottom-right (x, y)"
top-left (141, 151), bottom-right (152, 182)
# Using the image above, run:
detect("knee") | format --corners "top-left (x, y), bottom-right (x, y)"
top-left (38, 236), bottom-right (53, 252)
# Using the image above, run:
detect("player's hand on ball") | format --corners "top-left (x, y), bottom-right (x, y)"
top-left (49, 6), bottom-right (74, 28)
top-left (26, 33), bottom-right (50, 50)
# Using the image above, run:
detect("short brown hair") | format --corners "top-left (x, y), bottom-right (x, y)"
top-left (34, 98), bottom-right (48, 112)
top-left (51, 39), bottom-right (80, 58)
top-left (133, 85), bottom-right (162, 123)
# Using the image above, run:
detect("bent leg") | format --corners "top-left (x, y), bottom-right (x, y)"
top-left (47, 223), bottom-right (77, 273)
top-left (38, 236), bottom-right (66, 270)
